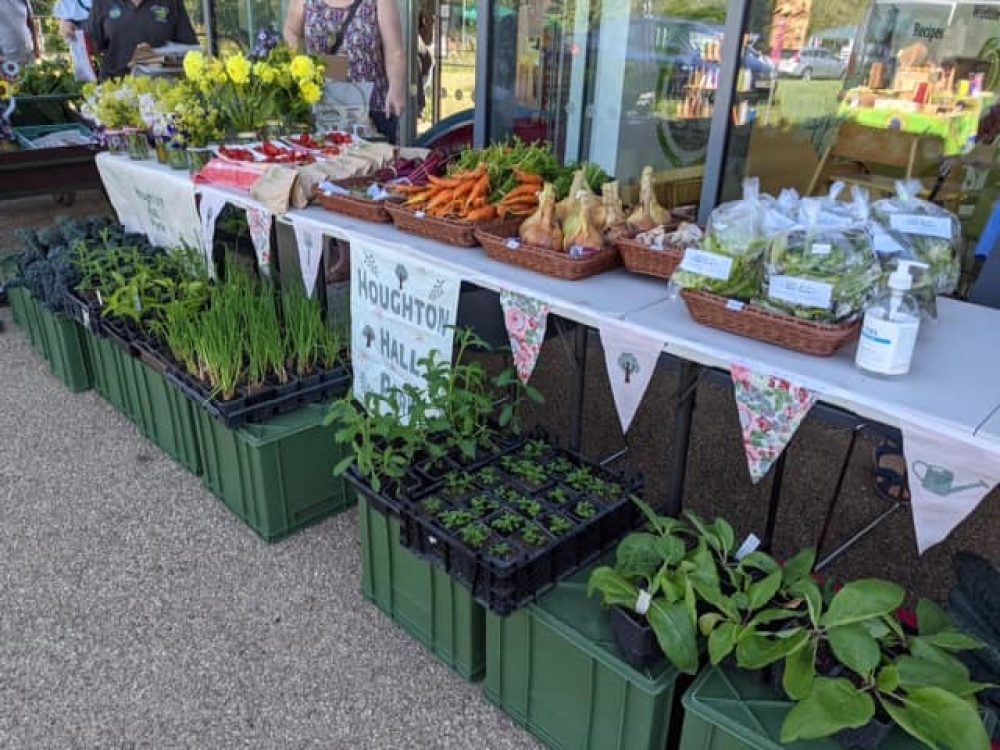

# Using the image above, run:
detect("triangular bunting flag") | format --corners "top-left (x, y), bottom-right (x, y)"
top-left (197, 190), bottom-right (228, 279)
top-left (289, 215), bottom-right (327, 297)
top-left (246, 206), bottom-right (273, 277)
top-left (500, 290), bottom-right (549, 384)
top-left (900, 419), bottom-right (999, 554)
top-left (598, 320), bottom-right (664, 434)
top-left (730, 364), bottom-right (816, 484)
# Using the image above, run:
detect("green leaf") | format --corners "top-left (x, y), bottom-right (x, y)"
top-left (684, 511), bottom-right (722, 553)
top-left (712, 518), bottom-right (735, 556)
top-left (828, 623), bottom-right (882, 678)
top-left (332, 455), bottom-right (356, 476)
top-left (747, 570), bottom-right (783, 611)
top-left (632, 497), bottom-right (685, 537)
top-left (739, 551), bottom-right (781, 575)
top-left (910, 637), bottom-right (974, 678)
top-left (895, 656), bottom-right (988, 697)
top-left (918, 630), bottom-right (984, 652)
top-left (647, 598), bottom-right (700, 675)
top-left (821, 579), bottom-right (905, 628)
top-left (783, 638), bottom-right (817, 700)
top-left (877, 664), bottom-right (900, 692)
top-left (587, 566), bottom-right (639, 609)
top-left (863, 618), bottom-right (892, 640)
top-left (655, 535), bottom-right (687, 566)
top-left (780, 677), bottom-right (875, 743)
top-left (880, 687), bottom-right (990, 750)
top-left (916, 599), bottom-right (953, 636)
top-left (708, 622), bottom-right (739, 665)
top-left (788, 580), bottom-right (823, 627)
top-left (736, 630), bottom-right (809, 670)
top-left (748, 607), bottom-right (803, 629)
top-left (615, 533), bottom-right (665, 585)
top-left (699, 612), bottom-right (724, 637)
top-left (658, 570), bottom-right (687, 603)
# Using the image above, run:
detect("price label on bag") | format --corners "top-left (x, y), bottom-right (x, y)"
top-left (768, 275), bottom-right (833, 310)
top-left (506, 238), bottom-right (521, 250)
top-left (679, 248), bottom-right (733, 281)
top-left (810, 242), bottom-right (832, 256)
top-left (890, 213), bottom-right (951, 239)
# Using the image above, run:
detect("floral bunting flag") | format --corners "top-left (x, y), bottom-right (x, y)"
top-left (196, 190), bottom-right (228, 279)
top-left (730, 364), bottom-right (816, 484)
top-left (245, 207), bottom-right (273, 278)
top-left (500, 291), bottom-right (550, 384)
top-left (598, 321), bottom-right (664, 434)
top-left (900, 419), bottom-right (1000, 553)
top-left (289, 215), bottom-right (327, 298)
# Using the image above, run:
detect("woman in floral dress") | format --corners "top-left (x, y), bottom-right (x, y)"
top-left (284, 0), bottom-right (406, 141)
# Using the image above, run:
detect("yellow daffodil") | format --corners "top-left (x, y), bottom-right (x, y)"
top-left (0, 80), bottom-right (11, 99)
top-left (299, 80), bottom-right (322, 105)
top-left (183, 50), bottom-right (205, 82)
top-left (254, 62), bottom-right (277, 84)
top-left (225, 54), bottom-right (252, 85)
top-left (289, 55), bottom-right (316, 82)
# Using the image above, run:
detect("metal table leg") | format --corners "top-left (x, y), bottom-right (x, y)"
top-left (760, 451), bottom-right (788, 552)
top-left (665, 360), bottom-right (700, 517)
top-left (569, 323), bottom-right (588, 453)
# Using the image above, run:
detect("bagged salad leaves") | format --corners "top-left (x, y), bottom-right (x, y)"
top-left (871, 180), bottom-right (961, 298)
top-left (671, 178), bottom-right (769, 298)
top-left (760, 198), bottom-right (881, 323)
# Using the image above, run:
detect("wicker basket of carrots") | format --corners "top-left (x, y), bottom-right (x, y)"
top-left (386, 142), bottom-right (557, 247)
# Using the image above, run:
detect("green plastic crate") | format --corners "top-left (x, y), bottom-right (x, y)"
top-left (194, 402), bottom-right (354, 541)
top-left (359, 496), bottom-right (486, 681)
top-left (8, 286), bottom-right (27, 328)
top-left (86, 332), bottom-right (130, 413)
top-left (484, 566), bottom-right (681, 750)
top-left (680, 666), bottom-right (996, 750)
top-left (21, 291), bottom-right (50, 359)
top-left (39, 309), bottom-right (92, 392)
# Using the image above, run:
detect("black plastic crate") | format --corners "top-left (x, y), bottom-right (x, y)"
top-left (399, 439), bottom-right (643, 616)
top-left (62, 291), bottom-right (102, 336)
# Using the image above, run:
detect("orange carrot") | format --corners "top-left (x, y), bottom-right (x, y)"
top-left (513, 168), bottom-right (543, 185)
top-left (464, 173), bottom-right (491, 212)
top-left (501, 183), bottom-right (541, 202)
top-left (427, 188), bottom-right (456, 210)
top-left (467, 205), bottom-right (497, 222)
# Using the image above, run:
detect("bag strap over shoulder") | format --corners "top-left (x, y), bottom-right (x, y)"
top-left (329, 0), bottom-right (364, 55)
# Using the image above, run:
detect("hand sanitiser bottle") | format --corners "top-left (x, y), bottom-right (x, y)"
top-left (855, 261), bottom-right (927, 377)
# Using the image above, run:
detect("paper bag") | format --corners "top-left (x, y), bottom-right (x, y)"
top-left (250, 165), bottom-right (299, 215)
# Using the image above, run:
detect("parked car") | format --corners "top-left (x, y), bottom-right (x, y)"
top-left (777, 47), bottom-right (846, 80)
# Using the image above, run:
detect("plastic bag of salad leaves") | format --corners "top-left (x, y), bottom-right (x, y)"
top-left (760, 198), bottom-right (881, 323)
top-left (871, 180), bottom-right (961, 298)
top-left (671, 178), bottom-right (770, 299)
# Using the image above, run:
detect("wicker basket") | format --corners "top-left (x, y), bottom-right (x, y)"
top-left (613, 236), bottom-right (684, 280)
top-left (680, 290), bottom-right (861, 357)
top-left (312, 179), bottom-right (395, 223)
top-left (476, 222), bottom-right (621, 280)
top-left (385, 202), bottom-right (497, 247)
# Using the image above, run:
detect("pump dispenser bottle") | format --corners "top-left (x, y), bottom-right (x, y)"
top-left (855, 261), bottom-right (927, 377)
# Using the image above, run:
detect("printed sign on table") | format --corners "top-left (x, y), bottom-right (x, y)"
top-left (348, 232), bottom-right (462, 420)
top-left (901, 419), bottom-right (1000, 553)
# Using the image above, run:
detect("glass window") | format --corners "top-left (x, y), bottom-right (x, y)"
top-left (721, 0), bottom-right (1000, 285)
top-left (417, 0), bottom-right (477, 135)
top-left (487, 0), bottom-right (731, 204)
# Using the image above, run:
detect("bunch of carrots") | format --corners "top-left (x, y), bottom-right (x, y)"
top-left (391, 165), bottom-right (543, 223)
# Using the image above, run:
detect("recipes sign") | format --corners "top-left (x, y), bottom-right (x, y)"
top-left (348, 233), bottom-right (462, 420)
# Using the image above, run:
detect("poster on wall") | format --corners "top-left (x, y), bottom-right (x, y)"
top-left (348, 233), bottom-right (462, 421)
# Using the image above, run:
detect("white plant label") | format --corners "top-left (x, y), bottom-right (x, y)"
top-left (890, 213), bottom-right (951, 240)
top-left (680, 248), bottom-right (733, 281)
top-left (769, 275), bottom-right (833, 310)
top-left (634, 589), bottom-right (652, 615)
top-left (725, 299), bottom-right (746, 312)
top-left (811, 242), bottom-right (832, 256)
top-left (734, 534), bottom-right (761, 561)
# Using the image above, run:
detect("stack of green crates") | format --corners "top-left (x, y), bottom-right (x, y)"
top-left (484, 566), bottom-right (681, 750)
top-left (9, 288), bottom-right (92, 392)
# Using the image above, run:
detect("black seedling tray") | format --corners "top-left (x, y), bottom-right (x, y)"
top-left (62, 291), bottom-right (103, 335)
top-left (399, 435), bottom-right (643, 616)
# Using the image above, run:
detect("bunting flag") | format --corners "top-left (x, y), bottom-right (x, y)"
top-left (196, 190), bottom-right (229, 279)
top-left (900, 419), bottom-right (1000, 554)
top-left (289, 215), bottom-right (328, 297)
top-left (246, 207), bottom-right (273, 277)
top-left (730, 364), bottom-right (816, 484)
top-left (500, 291), bottom-right (550, 384)
top-left (598, 321), bottom-right (664, 434)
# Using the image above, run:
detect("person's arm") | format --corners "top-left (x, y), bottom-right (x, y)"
top-left (377, 0), bottom-right (405, 117)
top-left (174, 0), bottom-right (197, 44)
top-left (88, 0), bottom-right (108, 52)
top-left (283, 0), bottom-right (306, 50)
top-left (24, 0), bottom-right (41, 59)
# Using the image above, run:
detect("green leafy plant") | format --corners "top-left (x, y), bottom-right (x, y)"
top-left (440, 509), bottom-right (475, 531)
top-left (520, 523), bottom-right (547, 548)
top-left (549, 457), bottom-right (576, 478)
top-left (474, 466), bottom-right (501, 487)
top-left (514, 497), bottom-right (543, 519)
top-left (469, 494), bottom-right (501, 518)
top-left (520, 439), bottom-right (550, 460)
top-left (443, 472), bottom-right (476, 498)
top-left (491, 512), bottom-right (524, 535)
top-left (489, 542), bottom-right (515, 559)
top-left (545, 514), bottom-right (573, 536)
top-left (460, 522), bottom-right (491, 549)
top-left (566, 467), bottom-right (597, 493)
top-left (511, 459), bottom-right (547, 486)
top-left (547, 487), bottom-right (571, 506)
top-left (573, 500), bottom-right (597, 520)
top-left (420, 496), bottom-right (444, 516)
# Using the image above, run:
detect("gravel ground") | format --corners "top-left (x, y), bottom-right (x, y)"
top-left (1, 190), bottom-right (996, 748)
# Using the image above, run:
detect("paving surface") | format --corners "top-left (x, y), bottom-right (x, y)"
top-left (1, 191), bottom-right (997, 748)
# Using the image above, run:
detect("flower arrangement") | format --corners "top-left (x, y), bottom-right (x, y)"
top-left (81, 77), bottom-right (155, 130)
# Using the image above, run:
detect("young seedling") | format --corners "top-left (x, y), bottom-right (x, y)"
top-left (512, 459), bottom-right (547, 486)
top-left (549, 457), bottom-right (576, 478)
top-left (522, 438), bottom-right (550, 459)
top-left (566, 467), bottom-right (597, 493)
top-left (499, 455), bottom-right (518, 473)
top-left (547, 487), bottom-right (571, 506)
top-left (514, 497), bottom-right (543, 519)
top-left (460, 523), bottom-right (491, 550)
top-left (469, 494), bottom-right (500, 518)
top-left (591, 478), bottom-right (623, 501)
top-left (491, 512), bottom-right (524, 535)
top-left (574, 500), bottom-right (597, 520)
top-left (546, 515), bottom-right (573, 536)
top-left (494, 486), bottom-right (526, 505)
top-left (489, 542), bottom-right (515, 560)
top-left (443, 472), bottom-right (476, 498)
top-left (439, 509), bottom-right (474, 531)
top-left (474, 466), bottom-right (501, 487)
top-left (420, 496), bottom-right (444, 516)
top-left (520, 523), bottom-right (548, 548)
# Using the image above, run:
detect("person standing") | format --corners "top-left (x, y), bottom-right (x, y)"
top-left (53, 0), bottom-right (96, 80)
top-left (283, 0), bottom-right (406, 142)
top-left (0, 0), bottom-right (37, 66)
top-left (87, 0), bottom-right (197, 79)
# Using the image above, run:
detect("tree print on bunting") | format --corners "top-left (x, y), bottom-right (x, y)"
top-left (598, 321), bottom-right (664, 434)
